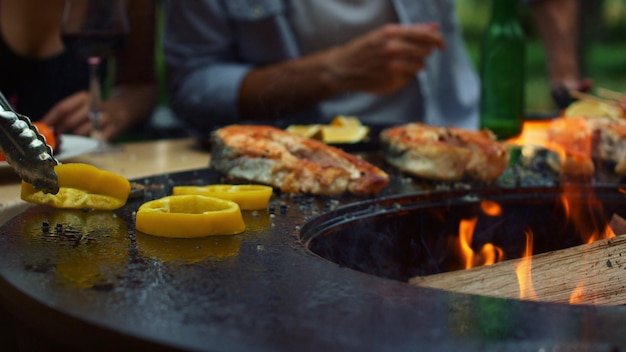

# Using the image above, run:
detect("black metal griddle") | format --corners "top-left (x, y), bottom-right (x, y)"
top-left (1, 152), bottom-right (626, 351)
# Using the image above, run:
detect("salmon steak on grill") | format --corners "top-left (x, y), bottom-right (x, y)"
top-left (209, 125), bottom-right (390, 196)
top-left (379, 123), bottom-right (510, 182)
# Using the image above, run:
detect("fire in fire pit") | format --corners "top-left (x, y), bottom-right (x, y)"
top-left (301, 183), bottom-right (626, 305)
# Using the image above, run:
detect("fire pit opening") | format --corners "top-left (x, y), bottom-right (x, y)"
top-left (300, 185), bottom-right (626, 304)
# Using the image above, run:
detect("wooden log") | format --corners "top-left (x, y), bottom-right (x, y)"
top-left (409, 232), bottom-right (626, 306)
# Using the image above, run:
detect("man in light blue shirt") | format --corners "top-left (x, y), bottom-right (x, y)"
top-left (164, 0), bottom-right (583, 133)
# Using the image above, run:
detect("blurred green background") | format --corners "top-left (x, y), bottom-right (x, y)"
top-left (456, 0), bottom-right (626, 115)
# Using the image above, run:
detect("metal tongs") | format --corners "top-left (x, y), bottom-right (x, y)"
top-left (0, 91), bottom-right (59, 194)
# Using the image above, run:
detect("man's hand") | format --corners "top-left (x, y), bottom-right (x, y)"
top-left (326, 23), bottom-right (445, 94)
top-left (239, 23), bottom-right (445, 119)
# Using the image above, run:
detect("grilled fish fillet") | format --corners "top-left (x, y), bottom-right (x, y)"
top-left (209, 125), bottom-right (389, 196)
top-left (379, 123), bottom-right (509, 182)
top-left (548, 116), bottom-right (626, 177)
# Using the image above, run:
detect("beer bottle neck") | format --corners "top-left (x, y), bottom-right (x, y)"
top-left (491, 0), bottom-right (519, 22)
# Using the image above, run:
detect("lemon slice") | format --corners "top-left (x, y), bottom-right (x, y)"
top-left (330, 115), bottom-right (363, 128)
top-left (285, 124), bottom-right (323, 139)
top-left (321, 125), bottom-right (370, 144)
top-left (286, 115), bottom-right (369, 143)
top-left (564, 100), bottom-right (623, 119)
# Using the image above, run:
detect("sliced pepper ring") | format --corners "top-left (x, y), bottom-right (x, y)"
top-left (135, 195), bottom-right (246, 238)
top-left (172, 184), bottom-right (273, 210)
top-left (21, 163), bottom-right (131, 210)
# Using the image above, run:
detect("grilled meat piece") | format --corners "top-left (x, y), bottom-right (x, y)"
top-left (380, 123), bottom-right (509, 182)
top-left (548, 116), bottom-right (626, 177)
top-left (209, 125), bottom-right (389, 196)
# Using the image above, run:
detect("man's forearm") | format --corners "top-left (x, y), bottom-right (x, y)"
top-left (530, 0), bottom-right (581, 87)
top-left (237, 22), bottom-right (444, 120)
top-left (238, 50), bottom-right (343, 120)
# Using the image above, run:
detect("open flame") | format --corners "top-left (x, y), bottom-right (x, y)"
top-left (508, 121), bottom-right (567, 162)
top-left (457, 196), bottom-right (615, 303)
top-left (480, 200), bottom-right (501, 217)
top-left (458, 219), bottom-right (504, 269)
top-left (507, 120), bottom-right (552, 147)
top-left (454, 119), bottom-right (621, 304)
top-left (511, 120), bottom-right (616, 243)
top-left (515, 230), bottom-right (537, 301)
top-left (457, 201), bottom-right (505, 270)
top-left (561, 183), bottom-right (616, 244)
top-left (507, 119), bottom-right (588, 175)
top-left (569, 283), bottom-right (586, 304)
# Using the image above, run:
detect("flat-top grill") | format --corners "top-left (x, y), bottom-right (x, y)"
top-left (0, 152), bottom-right (626, 351)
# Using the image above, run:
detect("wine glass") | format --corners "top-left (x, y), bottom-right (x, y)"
top-left (61, 0), bottom-right (129, 152)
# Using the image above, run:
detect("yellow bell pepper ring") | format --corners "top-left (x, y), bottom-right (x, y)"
top-left (172, 184), bottom-right (273, 210)
top-left (21, 163), bottom-right (131, 210)
top-left (135, 195), bottom-right (246, 238)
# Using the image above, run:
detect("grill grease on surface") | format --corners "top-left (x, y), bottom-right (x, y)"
top-left (20, 209), bottom-right (130, 289)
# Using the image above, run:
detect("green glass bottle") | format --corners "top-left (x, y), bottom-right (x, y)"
top-left (479, 0), bottom-right (525, 140)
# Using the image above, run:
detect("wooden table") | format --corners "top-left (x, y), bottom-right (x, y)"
top-left (0, 138), bottom-right (210, 226)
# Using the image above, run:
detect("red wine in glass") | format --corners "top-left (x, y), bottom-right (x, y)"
top-left (61, 0), bottom-right (129, 151)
